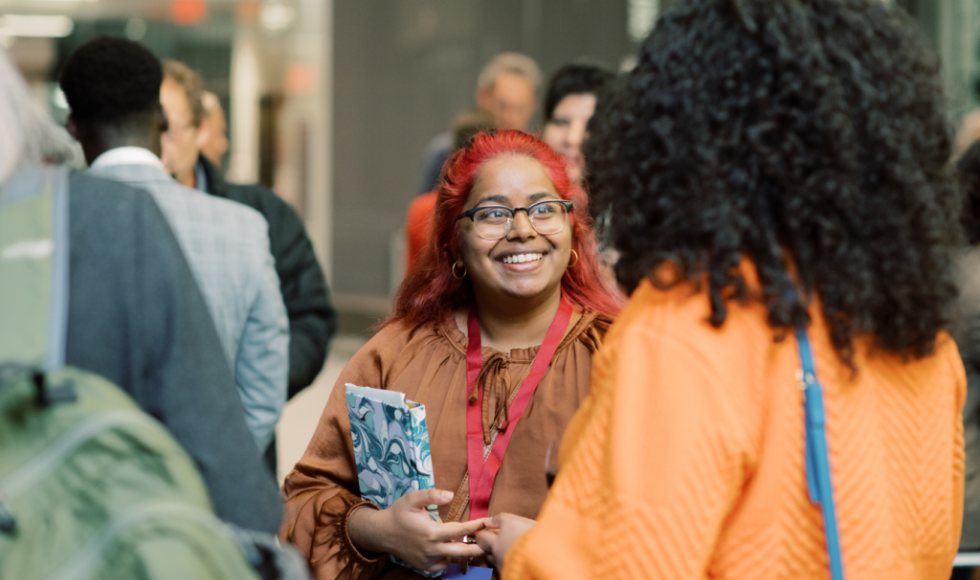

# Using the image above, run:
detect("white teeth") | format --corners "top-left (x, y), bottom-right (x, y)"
top-left (502, 253), bottom-right (543, 264)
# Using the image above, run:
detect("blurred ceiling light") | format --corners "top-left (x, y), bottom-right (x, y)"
top-left (260, 2), bottom-right (295, 33)
top-left (170, 0), bottom-right (207, 26)
top-left (0, 15), bottom-right (74, 38)
top-left (627, 0), bottom-right (658, 43)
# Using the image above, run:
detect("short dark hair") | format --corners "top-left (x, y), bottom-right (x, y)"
top-left (543, 62), bottom-right (614, 122)
top-left (588, 0), bottom-right (962, 366)
top-left (958, 140), bottom-right (980, 245)
top-left (60, 36), bottom-right (162, 123)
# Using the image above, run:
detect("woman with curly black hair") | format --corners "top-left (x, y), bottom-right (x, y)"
top-left (475, 1), bottom-right (967, 578)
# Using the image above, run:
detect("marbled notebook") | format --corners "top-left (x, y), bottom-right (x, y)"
top-left (344, 384), bottom-right (440, 576)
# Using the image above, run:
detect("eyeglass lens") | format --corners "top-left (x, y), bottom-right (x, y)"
top-left (472, 201), bottom-right (569, 240)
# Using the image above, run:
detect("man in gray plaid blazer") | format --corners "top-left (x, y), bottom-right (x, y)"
top-left (62, 38), bottom-right (289, 454)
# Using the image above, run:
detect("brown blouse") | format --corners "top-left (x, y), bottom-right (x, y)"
top-left (279, 306), bottom-right (611, 580)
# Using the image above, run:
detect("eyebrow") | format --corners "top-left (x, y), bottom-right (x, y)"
top-left (474, 194), bottom-right (509, 206)
top-left (473, 191), bottom-right (558, 207)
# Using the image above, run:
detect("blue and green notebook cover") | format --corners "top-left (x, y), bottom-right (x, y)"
top-left (344, 384), bottom-right (440, 576)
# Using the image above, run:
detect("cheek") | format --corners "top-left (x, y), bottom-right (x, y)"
top-left (548, 230), bottom-right (574, 258)
top-left (458, 232), bottom-right (493, 266)
top-left (542, 126), bottom-right (562, 149)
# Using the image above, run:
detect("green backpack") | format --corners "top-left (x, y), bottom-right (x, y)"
top-left (0, 166), bottom-right (262, 580)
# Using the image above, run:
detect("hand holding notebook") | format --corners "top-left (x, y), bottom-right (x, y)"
top-left (344, 384), bottom-right (486, 576)
top-left (347, 489), bottom-right (487, 573)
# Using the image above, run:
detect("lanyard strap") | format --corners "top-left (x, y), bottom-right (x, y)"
top-left (795, 327), bottom-right (845, 580)
top-left (465, 295), bottom-right (572, 520)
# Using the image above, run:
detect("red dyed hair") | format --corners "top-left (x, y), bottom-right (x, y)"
top-left (388, 130), bottom-right (623, 329)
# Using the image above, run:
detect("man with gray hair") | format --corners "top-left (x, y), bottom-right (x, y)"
top-left (417, 52), bottom-right (541, 194)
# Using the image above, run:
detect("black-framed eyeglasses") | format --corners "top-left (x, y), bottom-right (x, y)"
top-left (457, 199), bottom-right (573, 241)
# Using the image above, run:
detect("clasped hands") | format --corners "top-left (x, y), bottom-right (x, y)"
top-left (347, 488), bottom-right (535, 573)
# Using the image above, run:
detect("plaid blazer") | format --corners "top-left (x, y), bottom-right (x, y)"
top-left (89, 163), bottom-right (289, 451)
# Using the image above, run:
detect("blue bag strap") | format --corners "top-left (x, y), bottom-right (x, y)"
top-left (795, 327), bottom-right (845, 580)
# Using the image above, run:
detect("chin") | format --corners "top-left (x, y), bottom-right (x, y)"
top-left (500, 279), bottom-right (562, 302)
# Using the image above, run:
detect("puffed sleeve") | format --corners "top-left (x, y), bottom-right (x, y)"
top-left (280, 327), bottom-right (408, 580)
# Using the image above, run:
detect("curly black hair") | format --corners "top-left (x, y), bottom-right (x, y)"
top-left (587, 0), bottom-right (963, 365)
top-left (61, 36), bottom-right (162, 122)
top-left (957, 140), bottom-right (980, 245)
top-left (543, 62), bottom-right (615, 122)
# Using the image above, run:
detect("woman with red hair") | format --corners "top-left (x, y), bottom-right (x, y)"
top-left (280, 130), bottom-right (622, 579)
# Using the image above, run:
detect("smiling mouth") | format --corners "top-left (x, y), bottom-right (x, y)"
top-left (501, 252), bottom-right (544, 264)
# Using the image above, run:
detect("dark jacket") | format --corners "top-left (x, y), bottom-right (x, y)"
top-left (953, 247), bottom-right (980, 551)
top-left (64, 172), bottom-right (283, 533)
top-left (198, 157), bottom-right (335, 398)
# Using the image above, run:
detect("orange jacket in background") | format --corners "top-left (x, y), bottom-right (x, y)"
top-left (405, 191), bottom-right (437, 275)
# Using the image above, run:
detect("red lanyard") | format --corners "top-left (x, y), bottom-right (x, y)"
top-left (465, 294), bottom-right (573, 520)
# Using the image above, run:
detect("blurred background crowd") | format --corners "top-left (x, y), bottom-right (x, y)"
top-left (6, 0), bottom-right (980, 577)
top-left (6, 0), bottom-right (980, 326)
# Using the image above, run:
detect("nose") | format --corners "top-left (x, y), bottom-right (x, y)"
top-left (568, 120), bottom-right (586, 148)
top-left (506, 209), bottom-right (537, 241)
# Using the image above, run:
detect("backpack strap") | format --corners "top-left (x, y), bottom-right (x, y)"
top-left (795, 327), bottom-right (845, 580)
top-left (0, 165), bottom-right (72, 396)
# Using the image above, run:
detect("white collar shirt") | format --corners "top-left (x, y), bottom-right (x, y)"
top-left (88, 147), bottom-right (167, 173)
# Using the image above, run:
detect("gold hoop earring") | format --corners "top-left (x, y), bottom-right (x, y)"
top-left (567, 249), bottom-right (579, 268)
top-left (452, 261), bottom-right (468, 279)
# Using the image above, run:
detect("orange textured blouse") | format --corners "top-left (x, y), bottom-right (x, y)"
top-left (504, 273), bottom-right (966, 580)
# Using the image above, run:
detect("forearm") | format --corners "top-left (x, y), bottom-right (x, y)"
top-left (347, 503), bottom-right (390, 556)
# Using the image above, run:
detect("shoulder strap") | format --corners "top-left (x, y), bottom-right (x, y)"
top-left (0, 165), bottom-right (70, 372)
top-left (795, 327), bottom-right (845, 580)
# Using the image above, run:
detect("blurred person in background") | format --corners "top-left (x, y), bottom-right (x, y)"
top-left (0, 45), bottom-right (282, 534)
top-left (201, 91), bottom-right (229, 168)
top-left (952, 141), bottom-right (980, 580)
top-left (418, 53), bottom-right (541, 194)
top-left (478, 1), bottom-right (967, 578)
top-left (540, 62), bottom-right (614, 188)
top-left (280, 131), bottom-right (623, 579)
top-left (541, 62), bottom-right (619, 291)
top-left (62, 38), bottom-right (290, 457)
top-left (159, 60), bottom-right (207, 190)
top-left (405, 109), bottom-right (496, 274)
top-left (162, 59), bottom-right (338, 473)
top-left (163, 60), bottom-right (336, 401)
